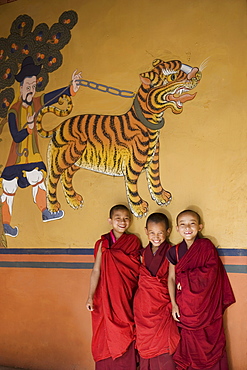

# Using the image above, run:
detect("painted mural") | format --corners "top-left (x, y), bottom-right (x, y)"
top-left (0, 10), bottom-right (203, 243)
top-left (0, 11), bottom-right (79, 241)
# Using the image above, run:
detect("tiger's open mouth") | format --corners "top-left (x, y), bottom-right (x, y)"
top-left (166, 87), bottom-right (197, 108)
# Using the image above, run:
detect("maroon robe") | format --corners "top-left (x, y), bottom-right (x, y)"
top-left (91, 231), bottom-right (141, 368)
top-left (134, 242), bottom-right (180, 369)
top-left (169, 238), bottom-right (235, 370)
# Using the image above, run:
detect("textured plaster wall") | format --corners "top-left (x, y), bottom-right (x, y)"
top-left (0, 0), bottom-right (246, 250)
top-left (0, 0), bottom-right (246, 369)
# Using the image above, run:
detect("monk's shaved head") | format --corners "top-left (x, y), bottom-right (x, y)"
top-left (146, 212), bottom-right (169, 230)
top-left (176, 209), bottom-right (201, 225)
top-left (109, 204), bottom-right (130, 219)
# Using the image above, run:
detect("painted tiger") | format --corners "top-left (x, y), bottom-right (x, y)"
top-left (36, 59), bottom-right (202, 217)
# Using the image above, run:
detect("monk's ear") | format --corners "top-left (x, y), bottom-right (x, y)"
top-left (108, 218), bottom-right (113, 226)
top-left (198, 224), bottom-right (203, 232)
top-left (144, 227), bottom-right (148, 236)
top-left (166, 228), bottom-right (171, 237)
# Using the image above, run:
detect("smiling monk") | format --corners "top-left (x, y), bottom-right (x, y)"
top-left (134, 212), bottom-right (180, 370)
top-left (167, 209), bottom-right (235, 370)
top-left (86, 204), bottom-right (141, 370)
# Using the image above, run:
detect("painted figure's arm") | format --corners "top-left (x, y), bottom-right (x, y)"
top-left (86, 242), bottom-right (102, 311)
top-left (8, 111), bottom-right (33, 143)
top-left (44, 70), bottom-right (82, 106)
top-left (43, 86), bottom-right (71, 106)
top-left (168, 262), bottom-right (180, 322)
top-left (71, 69), bottom-right (82, 94)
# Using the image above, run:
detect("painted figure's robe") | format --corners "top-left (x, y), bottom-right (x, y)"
top-left (134, 241), bottom-right (180, 370)
top-left (167, 238), bottom-right (235, 370)
top-left (92, 231), bottom-right (141, 369)
top-left (1, 86), bottom-right (72, 188)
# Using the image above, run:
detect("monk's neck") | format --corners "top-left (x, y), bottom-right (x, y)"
top-left (112, 230), bottom-right (124, 241)
top-left (185, 239), bottom-right (196, 249)
top-left (151, 245), bottom-right (159, 255)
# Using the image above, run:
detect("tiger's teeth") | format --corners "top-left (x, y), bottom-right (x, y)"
top-left (176, 88), bottom-right (187, 96)
top-left (174, 89), bottom-right (182, 97)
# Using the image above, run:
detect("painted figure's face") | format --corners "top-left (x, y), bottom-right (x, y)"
top-left (108, 209), bottom-right (130, 238)
top-left (20, 76), bottom-right (37, 106)
top-left (145, 221), bottom-right (170, 248)
top-left (176, 212), bottom-right (203, 246)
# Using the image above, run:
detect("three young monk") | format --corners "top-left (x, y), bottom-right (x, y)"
top-left (86, 207), bottom-right (235, 370)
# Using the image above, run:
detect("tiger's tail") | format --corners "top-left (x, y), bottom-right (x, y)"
top-left (36, 94), bottom-right (73, 138)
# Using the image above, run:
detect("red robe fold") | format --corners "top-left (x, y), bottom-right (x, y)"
top-left (91, 232), bottom-right (141, 363)
top-left (173, 238), bottom-right (235, 370)
top-left (134, 242), bottom-right (180, 360)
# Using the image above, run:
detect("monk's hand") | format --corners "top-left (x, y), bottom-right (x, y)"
top-left (172, 303), bottom-right (180, 322)
top-left (27, 112), bottom-right (35, 130)
top-left (71, 69), bottom-right (82, 93)
top-left (86, 297), bottom-right (94, 311)
top-left (177, 282), bottom-right (182, 290)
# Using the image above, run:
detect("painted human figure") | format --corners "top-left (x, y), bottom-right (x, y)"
top-left (0, 56), bottom-right (81, 237)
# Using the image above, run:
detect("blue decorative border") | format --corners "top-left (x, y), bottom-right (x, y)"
top-left (0, 248), bottom-right (246, 273)
top-left (0, 248), bottom-right (246, 256)
top-left (217, 249), bottom-right (247, 256)
top-left (224, 265), bottom-right (247, 274)
top-left (0, 248), bottom-right (94, 255)
top-left (0, 261), bottom-right (94, 269)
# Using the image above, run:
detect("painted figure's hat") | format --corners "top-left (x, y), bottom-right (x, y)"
top-left (15, 56), bottom-right (41, 82)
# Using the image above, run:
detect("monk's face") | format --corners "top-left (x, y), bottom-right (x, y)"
top-left (176, 212), bottom-right (203, 247)
top-left (145, 221), bottom-right (170, 248)
top-left (108, 209), bottom-right (130, 239)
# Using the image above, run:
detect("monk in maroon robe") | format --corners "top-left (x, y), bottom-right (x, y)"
top-left (86, 205), bottom-right (141, 370)
top-left (134, 213), bottom-right (180, 370)
top-left (167, 210), bottom-right (235, 370)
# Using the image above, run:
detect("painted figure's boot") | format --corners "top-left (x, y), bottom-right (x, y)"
top-left (42, 209), bottom-right (64, 222)
top-left (3, 223), bottom-right (18, 237)
top-left (2, 200), bottom-right (18, 237)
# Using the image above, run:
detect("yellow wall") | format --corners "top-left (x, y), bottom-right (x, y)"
top-left (0, 0), bottom-right (246, 250)
top-left (0, 0), bottom-right (246, 369)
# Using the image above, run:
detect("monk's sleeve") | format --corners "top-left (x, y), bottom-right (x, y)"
top-left (128, 236), bottom-right (142, 263)
top-left (176, 243), bottom-right (233, 330)
top-left (94, 239), bottom-right (102, 258)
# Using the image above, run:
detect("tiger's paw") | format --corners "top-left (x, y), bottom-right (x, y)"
top-left (152, 189), bottom-right (172, 206)
top-left (48, 201), bottom-right (61, 213)
top-left (67, 194), bottom-right (84, 209)
top-left (130, 200), bottom-right (149, 218)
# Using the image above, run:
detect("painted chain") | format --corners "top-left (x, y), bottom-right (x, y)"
top-left (76, 79), bottom-right (135, 98)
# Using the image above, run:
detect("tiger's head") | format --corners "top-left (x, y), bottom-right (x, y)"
top-left (140, 59), bottom-right (202, 115)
